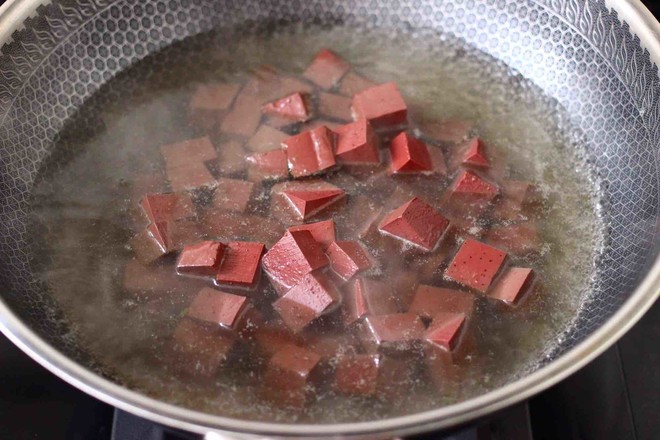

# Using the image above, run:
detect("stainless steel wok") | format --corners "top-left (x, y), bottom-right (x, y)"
top-left (0, 0), bottom-right (657, 438)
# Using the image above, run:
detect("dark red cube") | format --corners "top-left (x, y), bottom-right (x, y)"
top-left (445, 239), bottom-right (507, 292)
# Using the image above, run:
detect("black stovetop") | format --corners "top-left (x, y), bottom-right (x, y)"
top-left (0, 301), bottom-right (656, 440)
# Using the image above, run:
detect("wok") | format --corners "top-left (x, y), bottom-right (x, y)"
top-left (0, 0), bottom-right (658, 438)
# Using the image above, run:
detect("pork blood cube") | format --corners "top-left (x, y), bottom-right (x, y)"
top-left (139, 192), bottom-right (194, 225)
top-left (282, 126), bottom-right (337, 178)
top-left (451, 169), bottom-right (499, 202)
top-left (318, 91), bottom-right (352, 121)
top-left (339, 72), bottom-right (377, 97)
top-left (379, 197), bottom-right (450, 251)
top-left (445, 239), bottom-right (507, 293)
top-left (408, 284), bottom-right (475, 319)
top-left (262, 92), bottom-right (311, 122)
top-left (288, 219), bottom-right (336, 249)
top-left (488, 267), bottom-right (535, 305)
top-left (160, 136), bottom-right (218, 169)
top-left (246, 149), bottom-right (289, 182)
top-left (171, 318), bottom-right (236, 377)
top-left (461, 137), bottom-right (489, 168)
top-left (246, 125), bottom-right (289, 153)
top-left (418, 118), bottom-right (473, 144)
top-left (424, 312), bottom-right (467, 351)
top-left (186, 287), bottom-right (250, 330)
top-left (129, 222), bottom-right (170, 264)
top-left (279, 180), bottom-right (345, 220)
top-left (273, 272), bottom-right (341, 332)
top-left (343, 278), bottom-right (399, 325)
top-left (189, 83), bottom-right (241, 111)
top-left (216, 139), bottom-right (248, 176)
top-left (444, 169), bottom-right (500, 217)
top-left (219, 92), bottom-right (262, 138)
top-left (303, 48), bottom-right (350, 89)
top-left (262, 343), bottom-right (322, 409)
top-left (262, 230), bottom-right (328, 293)
top-left (352, 82), bottom-right (407, 128)
top-left (334, 119), bottom-right (380, 165)
top-left (358, 312), bottom-right (425, 355)
top-left (176, 241), bottom-right (226, 277)
top-left (389, 132), bottom-right (433, 173)
top-left (326, 240), bottom-right (372, 281)
top-left (334, 354), bottom-right (381, 396)
top-left (167, 161), bottom-right (216, 192)
top-left (215, 241), bottom-right (265, 288)
top-left (211, 178), bottom-right (255, 213)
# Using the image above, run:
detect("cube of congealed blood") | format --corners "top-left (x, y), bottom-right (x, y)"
top-left (186, 287), bottom-right (250, 330)
top-left (288, 220), bottom-right (336, 249)
top-left (282, 126), bottom-right (337, 178)
top-left (140, 192), bottom-right (195, 225)
top-left (335, 354), bottom-right (381, 396)
top-left (318, 92), bottom-right (352, 121)
top-left (339, 72), bottom-right (377, 97)
top-left (216, 139), bottom-right (248, 176)
top-left (417, 118), bottom-right (473, 144)
top-left (246, 149), bottom-right (289, 182)
top-left (171, 318), bottom-right (236, 378)
top-left (250, 321), bottom-right (302, 358)
top-left (176, 241), bottom-right (225, 277)
top-left (445, 239), bottom-right (508, 293)
top-left (246, 125), bottom-right (289, 153)
top-left (211, 178), bottom-right (255, 213)
top-left (424, 312), bottom-right (468, 352)
top-left (262, 343), bottom-right (322, 409)
top-left (488, 267), bottom-right (535, 305)
top-left (129, 222), bottom-right (170, 264)
top-left (167, 161), bottom-right (216, 192)
top-left (203, 210), bottom-right (285, 248)
top-left (262, 92), bottom-right (311, 122)
top-left (389, 132), bottom-right (433, 174)
top-left (215, 242), bottom-right (265, 288)
top-left (352, 82), bottom-right (408, 128)
top-left (335, 119), bottom-right (380, 165)
top-left (131, 174), bottom-right (166, 203)
top-left (190, 83), bottom-right (241, 111)
top-left (461, 137), bottom-right (490, 168)
top-left (443, 169), bottom-right (500, 217)
top-left (169, 218), bottom-right (205, 251)
top-left (428, 146), bottom-right (448, 176)
top-left (485, 221), bottom-right (543, 256)
top-left (160, 136), bottom-right (218, 169)
top-left (275, 180), bottom-right (345, 221)
top-left (262, 230), bottom-right (328, 293)
top-left (492, 180), bottom-right (542, 221)
top-left (424, 342), bottom-right (462, 388)
top-left (391, 269), bottom-right (419, 311)
top-left (303, 48), bottom-right (350, 89)
top-left (302, 332), bottom-right (359, 363)
top-left (273, 272), bottom-right (341, 332)
top-left (343, 278), bottom-right (399, 325)
top-left (219, 92), bottom-right (262, 138)
top-left (358, 313), bottom-right (425, 355)
top-left (338, 195), bottom-right (382, 241)
top-left (188, 83), bottom-right (241, 129)
top-left (279, 76), bottom-right (315, 96)
top-left (379, 197), bottom-right (450, 251)
top-left (408, 284), bottom-right (475, 319)
top-left (326, 241), bottom-right (373, 281)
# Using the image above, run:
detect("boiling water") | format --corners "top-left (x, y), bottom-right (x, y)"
top-left (29, 25), bottom-right (603, 423)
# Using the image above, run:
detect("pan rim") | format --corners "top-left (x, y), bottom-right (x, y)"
top-left (0, 0), bottom-right (658, 437)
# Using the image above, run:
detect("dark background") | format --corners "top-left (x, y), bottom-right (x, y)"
top-left (0, 1), bottom-right (658, 439)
